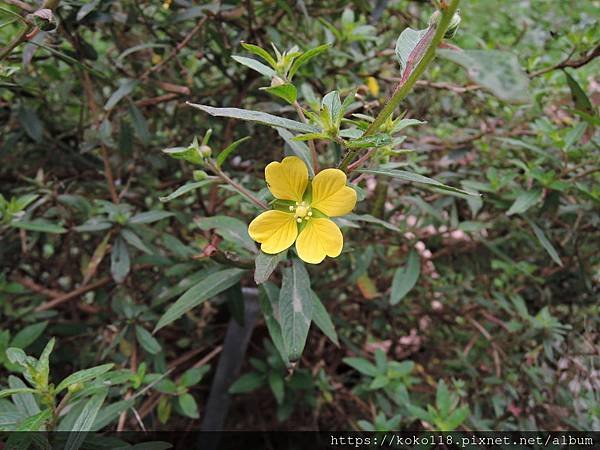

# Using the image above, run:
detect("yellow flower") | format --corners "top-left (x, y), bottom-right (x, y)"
top-left (248, 156), bottom-right (357, 264)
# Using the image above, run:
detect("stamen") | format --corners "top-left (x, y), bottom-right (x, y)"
top-left (289, 205), bottom-right (294, 211)
top-left (296, 218), bottom-right (302, 223)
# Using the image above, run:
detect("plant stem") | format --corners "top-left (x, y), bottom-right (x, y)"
top-left (293, 100), bottom-right (319, 173)
top-left (0, 21), bottom-right (32, 61)
top-left (338, 0), bottom-right (460, 171)
top-left (210, 163), bottom-right (268, 210)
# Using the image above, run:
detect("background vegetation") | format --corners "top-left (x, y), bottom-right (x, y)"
top-left (0, 0), bottom-right (598, 434)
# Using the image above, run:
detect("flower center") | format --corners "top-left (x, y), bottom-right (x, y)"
top-left (289, 201), bottom-right (313, 223)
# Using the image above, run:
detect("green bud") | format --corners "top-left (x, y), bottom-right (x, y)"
top-left (193, 170), bottom-right (208, 181)
top-left (199, 144), bottom-right (212, 158)
top-left (68, 382), bottom-right (84, 394)
top-left (30, 9), bottom-right (57, 32)
top-left (445, 10), bottom-right (461, 39)
top-left (428, 9), bottom-right (461, 39)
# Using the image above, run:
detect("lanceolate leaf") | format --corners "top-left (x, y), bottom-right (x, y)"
top-left (289, 44), bottom-right (330, 80)
top-left (195, 216), bottom-right (256, 253)
top-left (438, 49), bottom-right (530, 104)
top-left (279, 258), bottom-right (313, 361)
top-left (390, 250), bottom-right (420, 305)
top-left (506, 189), bottom-right (542, 216)
top-left (395, 27), bottom-right (430, 77)
top-left (254, 250), bottom-right (286, 284)
top-left (232, 55), bottom-right (276, 77)
top-left (216, 136), bottom-right (251, 168)
top-left (259, 283), bottom-right (288, 365)
top-left (187, 103), bottom-right (318, 134)
top-left (110, 235), bottom-right (130, 284)
top-left (311, 291), bottom-right (339, 346)
top-left (260, 83), bottom-right (297, 104)
top-left (11, 219), bottom-right (66, 234)
top-left (358, 168), bottom-right (479, 196)
top-left (64, 390), bottom-right (107, 450)
top-left (154, 268), bottom-right (245, 332)
top-left (526, 219), bottom-right (563, 267)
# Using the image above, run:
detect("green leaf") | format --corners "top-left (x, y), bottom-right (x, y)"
top-left (55, 363), bottom-right (114, 393)
top-left (232, 55), bottom-right (275, 77)
top-left (162, 146), bottom-right (203, 165)
top-left (135, 325), bottom-right (162, 354)
top-left (276, 128), bottom-right (314, 177)
top-left (195, 216), bottom-right (256, 253)
top-left (10, 322), bottom-right (48, 349)
top-left (159, 180), bottom-right (216, 203)
top-left (18, 106), bottom-right (44, 143)
top-left (527, 220), bottom-right (563, 267)
top-left (358, 168), bottom-right (479, 196)
top-left (180, 366), bottom-right (210, 388)
top-left (76, 0), bottom-right (100, 21)
top-left (345, 213), bottom-right (401, 232)
top-left (288, 44), bottom-right (330, 80)
top-left (8, 376), bottom-right (40, 416)
top-left (177, 393), bottom-right (199, 419)
top-left (228, 372), bottom-right (265, 394)
top-left (395, 27), bottom-right (429, 77)
top-left (64, 390), bottom-right (107, 450)
top-left (390, 250), bottom-right (420, 305)
top-left (254, 250), bottom-right (286, 284)
top-left (279, 258), bottom-right (313, 361)
top-left (564, 70), bottom-right (593, 114)
top-left (268, 372), bottom-right (285, 405)
top-left (345, 133), bottom-right (392, 149)
top-left (16, 408), bottom-right (51, 431)
top-left (104, 79), bottom-right (138, 110)
top-left (129, 104), bottom-right (151, 145)
top-left (436, 379), bottom-right (451, 417)
top-left (35, 338), bottom-right (54, 389)
top-left (10, 219), bottom-right (66, 234)
top-left (110, 236), bottom-right (130, 284)
top-left (216, 136), bottom-right (251, 168)
top-left (91, 399), bottom-right (134, 431)
top-left (188, 103), bottom-right (318, 134)
top-left (311, 291), bottom-right (338, 346)
top-left (0, 387), bottom-right (38, 400)
top-left (154, 268), bottom-right (245, 332)
top-left (321, 90), bottom-right (342, 124)
top-left (343, 357), bottom-right (378, 377)
top-left (506, 189), bottom-right (542, 216)
top-left (241, 42), bottom-right (277, 67)
top-left (74, 219), bottom-right (113, 232)
top-left (260, 83), bottom-right (297, 104)
top-left (438, 49), bottom-right (530, 104)
top-left (129, 210), bottom-right (174, 224)
top-left (121, 228), bottom-right (152, 254)
top-left (259, 283), bottom-right (289, 365)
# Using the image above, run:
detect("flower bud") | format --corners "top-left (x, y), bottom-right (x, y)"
top-left (68, 382), bottom-right (84, 394)
top-left (193, 170), bottom-right (208, 181)
top-left (445, 10), bottom-right (461, 39)
top-left (199, 144), bottom-right (212, 158)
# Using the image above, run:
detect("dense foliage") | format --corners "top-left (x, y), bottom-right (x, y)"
top-left (0, 0), bottom-right (598, 434)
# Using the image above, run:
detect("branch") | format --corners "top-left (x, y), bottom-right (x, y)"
top-left (338, 0), bottom-right (461, 171)
top-left (528, 43), bottom-right (600, 78)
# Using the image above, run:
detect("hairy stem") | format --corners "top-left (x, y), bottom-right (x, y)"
top-left (210, 163), bottom-right (268, 210)
top-left (338, 0), bottom-right (460, 171)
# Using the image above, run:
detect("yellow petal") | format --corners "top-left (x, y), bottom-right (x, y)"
top-left (265, 156), bottom-right (308, 202)
top-left (295, 218), bottom-right (343, 264)
top-left (310, 168), bottom-right (357, 217)
top-left (248, 210), bottom-right (297, 254)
